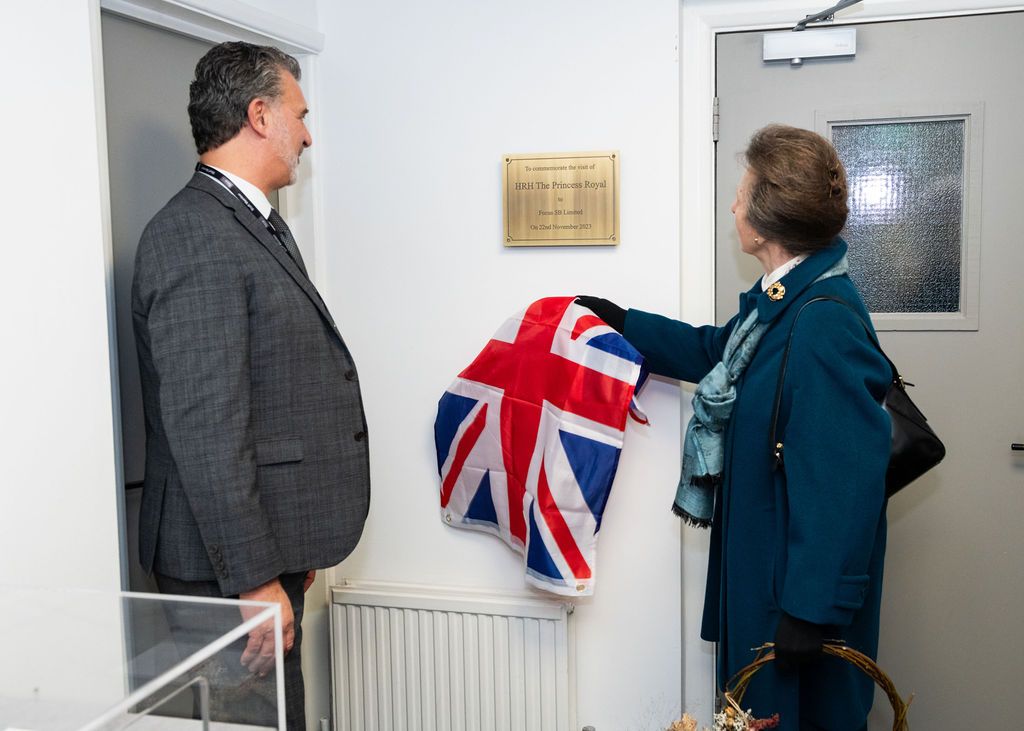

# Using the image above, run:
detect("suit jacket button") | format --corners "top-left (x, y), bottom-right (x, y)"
top-left (354, 431), bottom-right (366, 442)
top-left (345, 369), bottom-right (357, 381)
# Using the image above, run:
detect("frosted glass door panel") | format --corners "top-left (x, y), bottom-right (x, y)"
top-left (833, 120), bottom-right (965, 314)
top-left (818, 103), bottom-right (983, 331)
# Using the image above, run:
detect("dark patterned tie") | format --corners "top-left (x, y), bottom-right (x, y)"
top-left (267, 208), bottom-right (308, 277)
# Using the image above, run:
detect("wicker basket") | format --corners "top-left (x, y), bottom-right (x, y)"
top-left (724, 643), bottom-right (913, 731)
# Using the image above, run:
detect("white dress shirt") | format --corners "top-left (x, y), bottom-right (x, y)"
top-left (208, 165), bottom-right (273, 219)
top-left (761, 254), bottom-right (807, 292)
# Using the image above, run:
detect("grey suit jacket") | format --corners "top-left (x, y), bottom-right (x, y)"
top-left (132, 172), bottom-right (370, 596)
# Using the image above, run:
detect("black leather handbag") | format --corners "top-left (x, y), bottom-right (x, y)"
top-left (770, 296), bottom-right (945, 498)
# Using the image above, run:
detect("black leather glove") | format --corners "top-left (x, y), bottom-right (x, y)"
top-left (575, 296), bottom-right (627, 334)
top-left (773, 612), bottom-right (826, 673)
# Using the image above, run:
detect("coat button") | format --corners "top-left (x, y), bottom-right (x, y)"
top-left (354, 431), bottom-right (366, 442)
top-left (345, 369), bottom-right (357, 381)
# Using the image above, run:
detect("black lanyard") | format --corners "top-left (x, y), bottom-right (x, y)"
top-left (195, 163), bottom-right (289, 248)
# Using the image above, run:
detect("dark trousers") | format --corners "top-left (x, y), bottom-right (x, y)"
top-left (155, 572), bottom-right (307, 731)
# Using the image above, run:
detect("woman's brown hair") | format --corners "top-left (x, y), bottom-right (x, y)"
top-left (743, 124), bottom-right (848, 255)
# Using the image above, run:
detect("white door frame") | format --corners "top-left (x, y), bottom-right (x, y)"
top-left (99, 0), bottom-right (324, 53)
top-left (677, 0), bottom-right (1024, 712)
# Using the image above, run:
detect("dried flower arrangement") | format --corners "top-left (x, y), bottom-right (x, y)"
top-left (667, 704), bottom-right (779, 731)
top-left (667, 642), bottom-right (912, 731)
top-left (666, 701), bottom-right (778, 731)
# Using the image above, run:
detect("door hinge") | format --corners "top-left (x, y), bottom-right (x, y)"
top-left (712, 96), bottom-right (720, 142)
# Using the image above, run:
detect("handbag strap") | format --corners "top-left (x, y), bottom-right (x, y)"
top-left (769, 295), bottom-right (897, 469)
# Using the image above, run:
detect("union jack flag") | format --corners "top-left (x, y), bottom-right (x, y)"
top-left (434, 297), bottom-right (648, 596)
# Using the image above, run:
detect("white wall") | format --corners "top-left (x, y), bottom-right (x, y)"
top-left (0, 0), bottom-right (687, 725)
top-left (316, 2), bottom-right (684, 728)
top-left (0, 0), bottom-right (121, 593)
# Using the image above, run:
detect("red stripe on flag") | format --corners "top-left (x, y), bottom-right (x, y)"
top-left (536, 459), bottom-right (592, 579)
top-left (571, 315), bottom-right (605, 340)
top-left (440, 403), bottom-right (488, 508)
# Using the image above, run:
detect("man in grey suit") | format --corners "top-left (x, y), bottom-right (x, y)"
top-left (132, 42), bottom-right (370, 730)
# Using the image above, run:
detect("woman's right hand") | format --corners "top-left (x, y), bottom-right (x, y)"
top-left (773, 612), bottom-right (826, 673)
top-left (575, 296), bottom-right (627, 334)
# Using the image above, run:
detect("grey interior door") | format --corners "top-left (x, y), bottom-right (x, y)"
top-left (102, 12), bottom-right (213, 712)
top-left (102, 12), bottom-right (212, 591)
top-left (715, 13), bottom-right (1024, 728)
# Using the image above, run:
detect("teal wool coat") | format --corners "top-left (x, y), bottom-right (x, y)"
top-left (625, 240), bottom-right (891, 729)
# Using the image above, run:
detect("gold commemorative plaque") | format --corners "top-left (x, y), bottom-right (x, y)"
top-left (503, 151), bottom-right (619, 246)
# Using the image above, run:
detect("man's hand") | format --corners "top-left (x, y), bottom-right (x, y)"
top-left (303, 570), bottom-right (316, 593)
top-left (239, 577), bottom-right (295, 677)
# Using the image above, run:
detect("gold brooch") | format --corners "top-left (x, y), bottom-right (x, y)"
top-left (766, 282), bottom-right (786, 301)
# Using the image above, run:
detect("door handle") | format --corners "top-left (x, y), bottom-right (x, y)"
top-left (1013, 443), bottom-right (1024, 451)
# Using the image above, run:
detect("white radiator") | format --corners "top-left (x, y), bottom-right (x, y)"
top-left (330, 580), bottom-right (575, 731)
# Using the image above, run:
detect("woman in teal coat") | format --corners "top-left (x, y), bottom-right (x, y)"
top-left (580, 125), bottom-right (891, 729)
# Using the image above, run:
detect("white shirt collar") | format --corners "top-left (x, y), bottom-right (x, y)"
top-left (208, 165), bottom-right (273, 219)
top-left (761, 254), bottom-right (807, 291)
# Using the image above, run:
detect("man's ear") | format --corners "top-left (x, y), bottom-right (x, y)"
top-left (246, 97), bottom-right (271, 138)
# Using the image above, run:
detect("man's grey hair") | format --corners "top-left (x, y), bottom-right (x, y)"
top-left (188, 41), bottom-right (302, 155)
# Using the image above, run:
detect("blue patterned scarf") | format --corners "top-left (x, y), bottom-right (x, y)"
top-left (673, 256), bottom-right (849, 527)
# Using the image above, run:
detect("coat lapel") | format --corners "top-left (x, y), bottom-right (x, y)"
top-left (755, 237), bottom-right (849, 324)
top-left (187, 173), bottom-right (340, 336)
